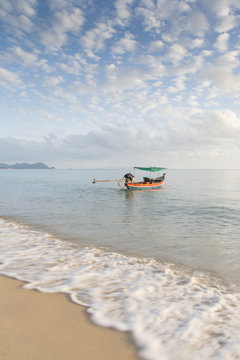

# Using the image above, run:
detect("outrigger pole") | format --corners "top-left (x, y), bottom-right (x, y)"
top-left (93, 179), bottom-right (124, 184)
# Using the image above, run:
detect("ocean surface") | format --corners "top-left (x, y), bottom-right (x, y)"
top-left (1, 169), bottom-right (240, 360)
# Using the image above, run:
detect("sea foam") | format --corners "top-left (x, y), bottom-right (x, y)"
top-left (1, 217), bottom-right (240, 360)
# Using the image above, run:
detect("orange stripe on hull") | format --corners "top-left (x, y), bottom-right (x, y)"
top-left (125, 181), bottom-right (164, 190)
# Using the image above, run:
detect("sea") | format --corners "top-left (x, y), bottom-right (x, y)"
top-left (1, 168), bottom-right (240, 360)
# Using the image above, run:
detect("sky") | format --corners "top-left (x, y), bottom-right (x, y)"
top-left (0, 0), bottom-right (240, 169)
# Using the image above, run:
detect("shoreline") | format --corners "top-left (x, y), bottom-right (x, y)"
top-left (0, 275), bottom-right (140, 360)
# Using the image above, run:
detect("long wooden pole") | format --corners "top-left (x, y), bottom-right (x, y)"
top-left (93, 179), bottom-right (124, 184)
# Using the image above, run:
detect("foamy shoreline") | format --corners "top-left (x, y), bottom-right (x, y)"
top-left (0, 275), bottom-right (140, 360)
top-left (2, 217), bottom-right (240, 360)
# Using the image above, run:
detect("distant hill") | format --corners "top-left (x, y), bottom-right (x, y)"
top-left (0, 162), bottom-right (55, 169)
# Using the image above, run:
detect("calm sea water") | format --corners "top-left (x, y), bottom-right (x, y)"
top-left (1, 169), bottom-right (240, 360)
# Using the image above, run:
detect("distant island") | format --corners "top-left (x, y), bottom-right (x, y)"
top-left (0, 162), bottom-right (55, 169)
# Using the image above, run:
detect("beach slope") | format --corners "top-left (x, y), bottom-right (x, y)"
top-left (0, 275), bottom-right (139, 360)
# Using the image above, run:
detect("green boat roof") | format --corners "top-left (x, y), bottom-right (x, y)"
top-left (134, 167), bottom-right (166, 172)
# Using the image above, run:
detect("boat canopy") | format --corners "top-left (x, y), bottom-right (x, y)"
top-left (134, 167), bottom-right (166, 172)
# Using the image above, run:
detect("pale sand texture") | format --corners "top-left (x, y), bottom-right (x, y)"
top-left (0, 275), bottom-right (140, 360)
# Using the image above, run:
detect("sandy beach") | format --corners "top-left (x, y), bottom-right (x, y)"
top-left (0, 275), bottom-right (140, 360)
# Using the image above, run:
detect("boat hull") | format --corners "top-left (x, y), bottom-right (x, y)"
top-left (125, 180), bottom-right (164, 190)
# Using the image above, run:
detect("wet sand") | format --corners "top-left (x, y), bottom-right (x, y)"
top-left (0, 275), bottom-right (140, 360)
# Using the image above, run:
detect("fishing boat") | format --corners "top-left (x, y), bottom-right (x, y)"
top-left (122, 167), bottom-right (166, 190)
top-left (93, 167), bottom-right (166, 190)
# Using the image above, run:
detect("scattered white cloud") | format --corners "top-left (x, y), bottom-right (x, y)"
top-left (215, 14), bottom-right (238, 33)
top-left (112, 32), bottom-right (137, 55)
top-left (15, 0), bottom-right (36, 17)
top-left (149, 40), bottom-right (164, 52)
top-left (186, 9), bottom-right (209, 35)
top-left (136, 5), bottom-right (162, 33)
top-left (0, 67), bottom-right (22, 89)
top-left (201, 0), bottom-right (240, 32)
top-left (53, 7), bottom-right (84, 34)
top-left (40, 7), bottom-right (85, 51)
top-left (115, 0), bottom-right (134, 25)
top-left (0, 46), bottom-right (52, 74)
top-left (8, 14), bottom-right (34, 33)
top-left (167, 86), bottom-right (178, 94)
top-left (188, 38), bottom-right (205, 49)
top-left (81, 21), bottom-right (115, 59)
top-left (0, 0), bottom-right (240, 168)
top-left (189, 109), bottom-right (240, 139)
top-left (215, 52), bottom-right (239, 69)
top-left (0, 0), bottom-right (36, 36)
top-left (166, 44), bottom-right (188, 63)
top-left (43, 76), bottom-right (64, 87)
top-left (0, 0), bottom-right (13, 15)
top-left (199, 50), bottom-right (240, 96)
top-left (215, 33), bottom-right (230, 51)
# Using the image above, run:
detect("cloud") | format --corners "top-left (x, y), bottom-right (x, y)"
top-left (40, 31), bottom-right (68, 52)
top-left (115, 0), bottom-right (134, 25)
top-left (185, 9), bottom-right (209, 35)
top-left (0, 128), bottom-right (167, 169)
top-left (0, 67), bottom-right (22, 90)
top-left (136, 55), bottom-right (165, 77)
top-left (135, 0), bottom-right (191, 38)
top-left (189, 109), bottom-right (240, 139)
top-left (215, 52), bottom-right (239, 69)
top-left (205, 70), bottom-right (240, 95)
top-left (48, 0), bottom-right (82, 11)
top-left (43, 76), bottom-right (64, 87)
top-left (214, 33), bottom-right (230, 52)
top-left (1, 108), bottom-right (240, 168)
top-left (0, 0), bottom-right (13, 15)
top-left (1, 1), bottom-right (240, 169)
top-left (148, 40), bottom-right (164, 52)
top-left (9, 46), bottom-right (38, 64)
top-left (0, 0), bottom-right (36, 35)
top-left (136, 6), bottom-right (162, 33)
top-left (104, 64), bottom-right (148, 91)
top-left (0, 46), bottom-right (53, 77)
top-left (7, 14), bottom-right (34, 33)
top-left (166, 44), bottom-right (188, 64)
top-left (40, 7), bottom-right (85, 51)
top-left (53, 7), bottom-right (84, 34)
top-left (112, 32), bottom-right (137, 55)
top-left (201, 0), bottom-right (239, 32)
top-left (190, 38), bottom-right (205, 49)
top-left (15, 0), bottom-right (36, 16)
top-left (201, 0), bottom-right (231, 17)
top-left (0, 0), bottom-right (37, 17)
top-left (200, 52), bottom-right (240, 95)
top-left (102, 54), bottom-right (168, 92)
top-left (215, 15), bottom-right (238, 33)
top-left (81, 21), bottom-right (115, 59)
